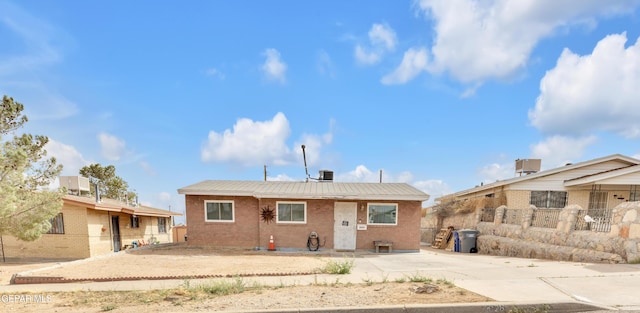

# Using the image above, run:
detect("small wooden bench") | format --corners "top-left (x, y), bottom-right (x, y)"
top-left (374, 240), bottom-right (393, 253)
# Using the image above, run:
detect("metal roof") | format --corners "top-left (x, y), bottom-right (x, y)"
top-left (177, 180), bottom-right (430, 201)
top-left (436, 153), bottom-right (640, 200)
top-left (63, 194), bottom-right (182, 217)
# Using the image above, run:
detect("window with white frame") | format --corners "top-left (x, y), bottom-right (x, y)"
top-left (367, 203), bottom-right (398, 225)
top-left (158, 217), bottom-right (167, 233)
top-left (46, 213), bottom-right (65, 234)
top-left (205, 200), bottom-right (234, 222)
top-left (276, 202), bottom-right (306, 223)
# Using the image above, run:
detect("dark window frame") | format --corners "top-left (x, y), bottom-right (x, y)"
top-left (530, 191), bottom-right (567, 209)
top-left (46, 213), bottom-right (65, 234)
top-left (130, 215), bottom-right (140, 228)
top-left (158, 217), bottom-right (167, 233)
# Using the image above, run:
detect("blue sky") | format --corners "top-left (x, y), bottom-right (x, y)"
top-left (2, 1), bottom-right (640, 223)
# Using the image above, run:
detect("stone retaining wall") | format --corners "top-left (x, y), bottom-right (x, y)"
top-left (433, 202), bottom-right (640, 263)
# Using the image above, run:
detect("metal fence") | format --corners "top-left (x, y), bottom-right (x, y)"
top-left (575, 208), bottom-right (613, 232)
top-left (530, 209), bottom-right (562, 228)
top-left (502, 208), bottom-right (523, 225)
top-left (480, 207), bottom-right (496, 222)
top-left (421, 227), bottom-right (438, 244)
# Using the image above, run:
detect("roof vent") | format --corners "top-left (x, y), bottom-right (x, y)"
top-left (319, 170), bottom-right (333, 182)
top-left (515, 159), bottom-right (541, 176)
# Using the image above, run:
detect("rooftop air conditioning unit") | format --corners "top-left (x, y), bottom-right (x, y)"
top-left (59, 176), bottom-right (91, 194)
top-left (318, 170), bottom-right (334, 182)
top-left (515, 159), bottom-right (541, 176)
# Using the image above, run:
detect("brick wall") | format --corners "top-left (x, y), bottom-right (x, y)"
top-left (86, 209), bottom-right (113, 256)
top-left (506, 190), bottom-right (531, 208)
top-left (115, 213), bottom-right (173, 247)
top-left (355, 200), bottom-right (422, 251)
top-left (185, 195), bottom-right (260, 247)
top-left (2, 204), bottom-right (91, 260)
top-left (185, 195), bottom-right (423, 251)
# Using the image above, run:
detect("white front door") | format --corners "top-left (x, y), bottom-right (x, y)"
top-left (334, 202), bottom-right (357, 251)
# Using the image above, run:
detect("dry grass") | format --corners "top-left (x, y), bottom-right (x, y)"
top-left (433, 193), bottom-right (506, 218)
top-left (26, 280), bottom-right (492, 312)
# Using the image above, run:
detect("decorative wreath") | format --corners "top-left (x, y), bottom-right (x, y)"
top-left (260, 205), bottom-right (275, 223)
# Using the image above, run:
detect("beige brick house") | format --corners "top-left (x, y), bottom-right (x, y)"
top-left (1, 194), bottom-right (181, 260)
top-left (178, 180), bottom-right (430, 252)
top-left (436, 154), bottom-right (640, 211)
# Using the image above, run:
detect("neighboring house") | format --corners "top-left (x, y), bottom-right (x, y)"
top-left (2, 193), bottom-right (182, 260)
top-left (436, 154), bottom-right (640, 211)
top-left (177, 180), bottom-right (430, 252)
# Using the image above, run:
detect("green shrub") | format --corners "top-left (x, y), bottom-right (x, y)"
top-left (321, 258), bottom-right (355, 274)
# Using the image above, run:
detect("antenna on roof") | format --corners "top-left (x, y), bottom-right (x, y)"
top-left (300, 145), bottom-right (334, 183)
top-left (301, 145), bottom-right (310, 182)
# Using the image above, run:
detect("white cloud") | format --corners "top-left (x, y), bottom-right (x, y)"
top-left (158, 192), bottom-right (172, 202)
top-left (354, 23), bottom-right (397, 65)
top-left (98, 132), bottom-right (127, 161)
top-left (261, 48), bottom-right (287, 83)
top-left (369, 23), bottom-right (397, 51)
top-left (415, 0), bottom-right (640, 83)
top-left (45, 139), bottom-right (91, 175)
top-left (0, 1), bottom-right (64, 76)
top-left (336, 165), bottom-right (438, 202)
top-left (267, 173), bottom-right (296, 181)
top-left (140, 161), bottom-right (156, 175)
top-left (7, 84), bottom-right (78, 120)
top-left (337, 165), bottom-right (379, 182)
top-left (529, 33), bottom-right (640, 138)
top-left (354, 45), bottom-right (381, 65)
top-left (381, 48), bottom-right (429, 85)
top-left (530, 135), bottom-right (597, 169)
top-left (337, 165), bottom-right (414, 183)
top-left (413, 179), bottom-right (449, 203)
top-left (201, 113), bottom-right (334, 168)
top-left (205, 68), bottom-right (225, 80)
top-left (478, 162), bottom-right (515, 184)
top-left (0, 2), bottom-right (77, 121)
top-left (317, 50), bottom-right (336, 78)
top-left (201, 112), bottom-right (292, 166)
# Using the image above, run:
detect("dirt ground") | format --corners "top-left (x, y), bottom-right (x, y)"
top-left (1, 244), bottom-right (493, 312)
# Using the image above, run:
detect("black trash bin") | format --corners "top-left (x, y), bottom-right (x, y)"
top-left (457, 229), bottom-right (479, 253)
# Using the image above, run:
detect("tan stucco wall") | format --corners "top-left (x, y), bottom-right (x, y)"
top-left (1, 204), bottom-right (91, 260)
top-left (568, 190), bottom-right (590, 209)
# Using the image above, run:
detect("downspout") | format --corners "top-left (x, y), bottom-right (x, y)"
top-left (256, 197), bottom-right (261, 250)
top-left (1, 236), bottom-right (5, 263)
top-left (108, 211), bottom-right (113, 252)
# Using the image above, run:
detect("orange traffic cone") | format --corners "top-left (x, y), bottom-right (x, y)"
top-left (268, 235), bottom-right (276, 251)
